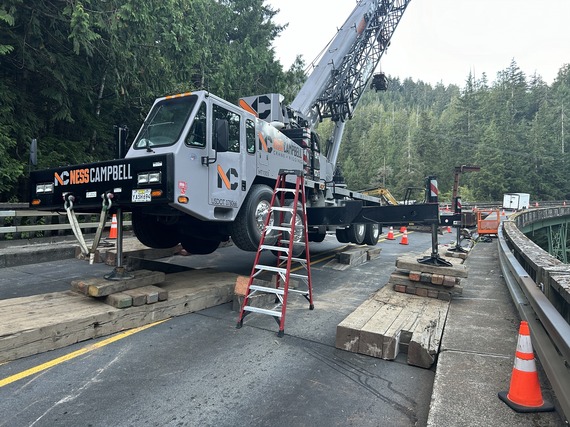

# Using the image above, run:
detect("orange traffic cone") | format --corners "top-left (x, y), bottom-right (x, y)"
top-left (386, 226), bottom-right (395, 240)
top-left (399, 225), bottom-right (406, 233)
top-left (399, 229), bottom-right (408, 245)
top-left (109, 214), bottom-right (118, 239)
top-left (447, 225), bottom-right (452, 233)
top-left (498, 321), bottom-right (554, 412)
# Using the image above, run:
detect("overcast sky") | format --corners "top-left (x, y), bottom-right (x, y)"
top-left (267, 0), bottom-right (570, 87)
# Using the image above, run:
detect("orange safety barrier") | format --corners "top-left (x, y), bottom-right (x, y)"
top-left (476, 209), bottom-right (500, 236)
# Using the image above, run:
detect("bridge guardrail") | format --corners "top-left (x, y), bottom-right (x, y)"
top-left (499, 210), bottom-right (570, 419)
top-left (0, 209), bottom-right (131, 241)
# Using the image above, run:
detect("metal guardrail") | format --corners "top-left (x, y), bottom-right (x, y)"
top-left (0, 210), bottom-right (131, 239)
top-left (498, 218), bottom-right (570, 420)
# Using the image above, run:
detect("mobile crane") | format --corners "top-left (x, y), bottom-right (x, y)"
top-left (30, 0), bottom-right (443, 261)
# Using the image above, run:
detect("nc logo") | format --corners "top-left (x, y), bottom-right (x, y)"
top-left (217, 165), bottom-right (238, 190)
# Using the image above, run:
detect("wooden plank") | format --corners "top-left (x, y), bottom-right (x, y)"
top-left (335, 296), bottom-right (383, 352)
top-left (0, 269), bottom-right (236, 363)
top-left (358, 303), bottom-right (403, 358)
top-left (123, 289), bottom-right (147, 306)
top-left (366, 247), bottom-right (382, 261)
top-left (105, 293), bottom-right (133, 309)
top-left (396, 255), bottom-right (468, 278)
top-left (77, 270), bottom-right (165, 297)
top-left (338, 248), bottom-right (368, 266)
top-left (407, 301), bottom-right (449, 368)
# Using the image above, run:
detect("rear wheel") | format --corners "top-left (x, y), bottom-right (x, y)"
top-left (363, 223), bottom-right (380, 245)
top-left (348, 224), bottom-right (366, 245)
top-left (230, 184), bottom-right (278, 251)
top-left (335, 227), bottom-right (350, 243)
top-left (132, 212), bottom-right (179, 248)
top-left (283, 201), bottom-right (305, 258)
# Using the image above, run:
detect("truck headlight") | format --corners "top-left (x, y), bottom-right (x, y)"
top-left (148, 172), bottom-right (161, 183)
top-left (36, 183), bottom-right (54, 194)
top-left (137, 171), bottom-right (161, 184)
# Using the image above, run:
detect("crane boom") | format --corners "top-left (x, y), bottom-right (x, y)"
top-left (289, 0), bottom-right (412, 178)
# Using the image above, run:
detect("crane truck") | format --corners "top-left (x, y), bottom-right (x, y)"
top-left (30, 0), bottom-right (442, 258)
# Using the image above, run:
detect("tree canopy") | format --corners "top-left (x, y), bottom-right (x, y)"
top-left (1, 2), bottom-right (569, 204)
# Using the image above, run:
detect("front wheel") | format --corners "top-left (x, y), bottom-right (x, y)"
top-left (180, 236), bottom-right (221, 255)
top-left (230, 184), bottom-right (278, 251)
top-left (131, 212), bottom-right (179, 248)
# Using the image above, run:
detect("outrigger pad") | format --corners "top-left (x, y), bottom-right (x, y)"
top-left (417, 255), bottom-right (453, 267)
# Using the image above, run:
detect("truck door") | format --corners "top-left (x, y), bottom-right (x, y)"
top-left (208, 103), bottom-right (244, 210)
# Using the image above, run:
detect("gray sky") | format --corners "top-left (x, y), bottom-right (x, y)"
top-left (267, 0), bottom-right (570, 87)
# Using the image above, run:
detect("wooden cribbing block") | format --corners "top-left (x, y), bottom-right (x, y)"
top-left (367, 247), bottom-right (382, 261)
top-left (123, 289), bottom-right (147, 306)
top-left (388, 271), bottom-right (463, 299)
top-left (71, 270), bottom-right (166, 297)
top-left (336, 296), bottom-right (384, 352)
top-left (336, 286), bottom-right (450, 368)
top-left (105, 292), bottom-right (133, 309)
top-left (338, 248), bottom-right (368, 266)
top-left (408, 304), bottom-right (448, 368)
top-left (431, 274), bottom-right (444, 285)
top-left (396, 256), bottom-right (468, 278)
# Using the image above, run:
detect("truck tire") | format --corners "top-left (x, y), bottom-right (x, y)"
top-left (132, 212), bottom-right (179, 248)
top-left (180, 236), bottom-right (220, 255)
top-left (363, 223), bottom-right (380, 245)
top-left (336, 227), bottom-right (350, 243)
top-left (282, 201), bottom-right (305, 258)
top-left (348, 224), bottom-right (366, 244)
top-left (230, 184), bottom-right (278, 251)
top-left (309, 232), bottom-right (326, 242)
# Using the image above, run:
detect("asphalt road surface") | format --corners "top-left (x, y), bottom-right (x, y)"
top-left (0, 229), bottom-right (456, 427)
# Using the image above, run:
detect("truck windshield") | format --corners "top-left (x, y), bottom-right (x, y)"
top-left (134, 95), bottom-right (198, 149)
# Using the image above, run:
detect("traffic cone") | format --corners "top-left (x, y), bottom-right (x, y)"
top-left (447, 225), bottom-right (452, 233)
top-left (386, 226), bottom-right (395, 240)
top-left (399, 229), bottom-right (408, 245)
top-left (109, 214), bottom-right (118, 239)
top-left (498, 321), bottom-right (554, 412)
top-left (399, 225), bottom-right (406, 233)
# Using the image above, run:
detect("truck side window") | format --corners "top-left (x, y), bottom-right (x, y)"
top-left (186, 102), bottom-right (206, 148)
top-left (213, 104), bottom-right (240, 153)
top-left (246, 119), bottom-right (256, 154)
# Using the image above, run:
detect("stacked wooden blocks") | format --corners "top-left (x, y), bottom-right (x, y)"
top-left (391, 255), bottom-right (468, 301)
top-left (71, 269), bottom-right (168, 308)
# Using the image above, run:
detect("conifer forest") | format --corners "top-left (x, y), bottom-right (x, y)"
top-left (1, 1), bottom-right (570, 203)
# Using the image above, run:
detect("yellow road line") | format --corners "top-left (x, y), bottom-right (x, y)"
top-left (0, 319), bottom-right (168, 388)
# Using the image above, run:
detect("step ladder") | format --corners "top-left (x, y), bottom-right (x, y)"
top-left (236, 169), bottom-right (314, 337)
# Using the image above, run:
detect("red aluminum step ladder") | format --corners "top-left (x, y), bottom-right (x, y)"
top-left (236, 169), bottom-right (314, 337)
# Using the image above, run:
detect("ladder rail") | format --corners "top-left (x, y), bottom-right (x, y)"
top-left (236, 169), bottom-right (314, 337)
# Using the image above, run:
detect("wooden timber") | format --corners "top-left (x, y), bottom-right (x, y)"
top-left (0, 269), bottom-right (237, 363)
top-left (336, 285), bottom-right (449, 368)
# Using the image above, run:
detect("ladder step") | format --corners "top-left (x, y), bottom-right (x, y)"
top-left (271, 206), bottom-right (294, 213)
top-left (266, 225), bottom-right (294, 232)
top-left (274, 188), bottom-right (298, 193)
top-left (254, 264), bottom-right (308, 280)
top-left (249, 285), bottom-right (285, 295)
top-left (260, 244), bottom-right (289, 253)
top-left (279, 256), bottom-right (307, 264)
top-left (279, 239), bottom-right (305, 246)
top-left (243, 306), bottom-right (282, 317)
